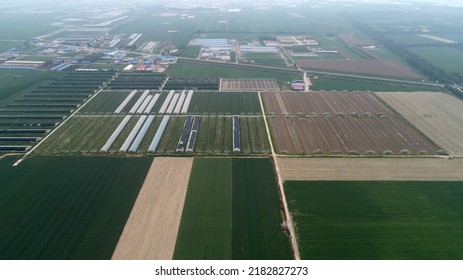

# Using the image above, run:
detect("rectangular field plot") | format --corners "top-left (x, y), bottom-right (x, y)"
top-left (262, 91), bottom-right (396, 117)
top-left (107, 73), bottom-right (167, 90)
top-left (113, 158), bottom-right (193, 260)
top-left (278, 157), bottom-right (463, 181)
top-left (187, 91), bottom-right (261, 115)
top-left (193, 116), bottom-right (270, 155)
top-left (285, 181), bottom-right (463, 259)
top-left (376, 92), bottom-right (463, 157)
top-left (0, 156), bottom-right (152, 259)
top-left (36, 115), bottom-right (128, 153)
top-left (221, 79), bottom-right (280, 92)
top-left (80, 90), bottom-right (169, 114)
top-left (173, 158), bottom-right (292, 260)
top-left (268, 117), bottom-right (439, 155)
top-left (81, 90), bottom-right (196, 115)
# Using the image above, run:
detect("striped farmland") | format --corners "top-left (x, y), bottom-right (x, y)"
top-left (129, 115), bottom-right (155, 152)
top-left (100, 115), bottom-right (132, 152)
top-left (119, 116), bottom-right (147, 152)
top-left (148, 116), bottom-right (170, 152)
top-left (114, 90), bottom-right (137, 114)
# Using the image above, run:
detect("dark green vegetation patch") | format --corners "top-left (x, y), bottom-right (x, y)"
top-left (285, 181), bottom-right (463, 260)
top-left (174, 158), bottom-right (292, 260)
top-left (0, 156), bottom-right (152, 259)
top-left (188, 91), bottom-right (261, 115)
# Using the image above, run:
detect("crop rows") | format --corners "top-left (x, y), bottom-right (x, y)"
top-left (173, 158), bottom-right (292, 260)
top-left (187, 91), bottom-right (261, 115)
top-left (286, 181), bottom-right (463, 259)
top-left (163, 77), bottom-right (219, 90)
top-left (0, 156), bottom-right (152, 259)
top-left (107, 73), bottom-right (168, 90)
top-left (0, 72), bottom-right (115, 152)
top-left (269, 117), bottom-right (440, 155)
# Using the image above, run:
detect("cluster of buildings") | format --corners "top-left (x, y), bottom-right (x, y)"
top-left (191, 39), bottom-right (233, 61)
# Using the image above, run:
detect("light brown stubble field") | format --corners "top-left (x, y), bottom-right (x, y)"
top-left (376, 91), bottom-right (463, 157)
top-left (112, 157), bottom-right (193, 260)
top-left (279, 157), bottom-right (463, 181)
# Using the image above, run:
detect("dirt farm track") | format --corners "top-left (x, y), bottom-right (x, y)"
top-left (112, 157), bottom-right (193, 260)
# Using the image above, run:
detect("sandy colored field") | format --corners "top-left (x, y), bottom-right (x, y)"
top-left (376, 91), bottom-right (463, 157)
top-left (279, 157), bottom-right (463, 181)
top-left (112, 157), bottom-right (193, 260)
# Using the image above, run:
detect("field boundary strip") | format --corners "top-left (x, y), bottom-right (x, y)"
top-left (258, 92), bottom-right (300, 260)
top-left (278, 157), bottom-right (463, 181)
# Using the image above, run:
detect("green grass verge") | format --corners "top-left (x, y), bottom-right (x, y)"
top-left (174, 157), bottom-right (292, 260)
top-left (0, 156), bottom-right (152, 259)
top-left (285, 181), bottom-right (463, 260)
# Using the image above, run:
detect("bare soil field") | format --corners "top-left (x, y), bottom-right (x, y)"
top-left (376, 91), bottom-right (463, 157)
top-left (220, 79), bottom-right (280, 91)
top-left (262, 91), bottom-right (396, 116)
top-left (112, 157), bottom-right (194, 260)
top-left (279, 157), bottom-right (463, 181)
top-left (268, 117), bottom-right (439, 155)
top-left (296, 59), bottom-right (423, 79)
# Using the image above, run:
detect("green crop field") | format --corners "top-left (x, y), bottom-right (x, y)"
top-left (238, 117), bottom-right (270, 154)
top-left (36, 115), bottom-right (125, 154)
top-left (34, 114), bottom-right (268, 155)
top-left (176, 46), bottom-right (201, 58)
top-left (80, 90), bottom-right (140, 114)
top-left (0, 69), bottom-right (60, 105)
top-left (285, 181), bottom-right (463, 260)
top-left (0, 13), bottom-right (59, 40)
top-left (188, 91), bottom-right (261, 115)
top-left (174, 158), bottom-right (292, 260)
top-left (0, 156), bottom-right (152, 259)
top-left (0, 41), bottom-right (20, 52)
top-left (81, 90), bottom-right (170, 114)
top-left (167, 61), bottom-right (302, 82)
top-left (407, 46), bottom-right (463, 75)
top-left (241, 52), bottom-right (288, 68)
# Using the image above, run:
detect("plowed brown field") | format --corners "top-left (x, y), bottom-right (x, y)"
top-left (279, 157), bottom-right (463, 181)
top-left (296, 59), bottom-right (423, 79)
top-left (376, 91), bottom-right (463, 157)
top-left (269, 117), bottom-right (439, 155)
top-left (112, 157), bottom-right (193, 260)
top-left (263, 91), bottom-right (395, 116)
top-left (263, 92), bottom-right (439, 155)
